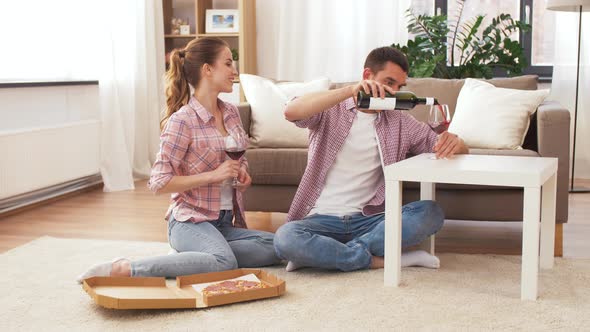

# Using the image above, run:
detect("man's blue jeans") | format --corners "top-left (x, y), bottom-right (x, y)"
top-left (274, 200), bottom-right (444, 271)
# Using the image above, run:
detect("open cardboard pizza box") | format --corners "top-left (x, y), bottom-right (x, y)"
top-left (82, 268), bottom-right (286, 309)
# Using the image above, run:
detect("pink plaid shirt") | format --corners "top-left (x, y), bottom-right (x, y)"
top-left (286, 97), bottom-right (438, 222)
top-left (148, 97), bottom-right (248, 227)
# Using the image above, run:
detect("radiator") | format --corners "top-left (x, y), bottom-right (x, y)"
top-left (0, 120), bottom-right (100, 201)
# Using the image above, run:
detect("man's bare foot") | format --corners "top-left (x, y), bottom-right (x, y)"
top-left (370, 256), bottom-right (384, 269)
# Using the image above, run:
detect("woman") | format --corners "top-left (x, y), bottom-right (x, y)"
top-left (77, 37), bottom-right (280, 282)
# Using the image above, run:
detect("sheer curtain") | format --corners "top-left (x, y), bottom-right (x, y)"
top-left (550, 11), bottom-right (590, 179)
top-left (97, 0), bottom-right (166, 191)
top-left (256, 0), bottom-right (411, 82)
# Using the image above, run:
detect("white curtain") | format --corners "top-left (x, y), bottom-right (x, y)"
top-left (550, 11), bottom-right (590, 179)
top-left (98, 0), bottom-right (166, 191)
top-left (256, 0), bottom-right (411, 82)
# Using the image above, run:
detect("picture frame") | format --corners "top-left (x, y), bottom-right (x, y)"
top-left (205, 9), bottom-right (239, 33)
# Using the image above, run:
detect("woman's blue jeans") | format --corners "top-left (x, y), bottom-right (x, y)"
top-left (131, 210), bottom-right (280, 277)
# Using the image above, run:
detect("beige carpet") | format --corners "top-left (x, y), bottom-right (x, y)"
top-left (1, 236), bottom-right (589, 331)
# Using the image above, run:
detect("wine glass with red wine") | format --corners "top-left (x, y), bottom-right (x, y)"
top-left (428, 104), bottom-right (451, 134)
top-left (224, 131), bottom-right (246, 186)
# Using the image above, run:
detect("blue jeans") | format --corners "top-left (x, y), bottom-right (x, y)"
top-left (131, 210), bottom-right (281, 277)
top-left (273, 200), bottom-right (444, 272)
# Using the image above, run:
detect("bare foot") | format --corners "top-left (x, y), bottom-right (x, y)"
top-left (110, 259), bottom-right (131, 277)
top-left (370, 256), bottom-right (384, 269)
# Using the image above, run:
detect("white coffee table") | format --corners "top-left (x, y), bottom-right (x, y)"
top-left (384, 153), bottom-right (558, 300)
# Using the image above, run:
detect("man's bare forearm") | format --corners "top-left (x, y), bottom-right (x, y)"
top-left (284, 86), bottom-right (354, 121)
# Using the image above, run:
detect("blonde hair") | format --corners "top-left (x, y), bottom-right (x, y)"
top-left (161, 37), bottom-right (229, 130)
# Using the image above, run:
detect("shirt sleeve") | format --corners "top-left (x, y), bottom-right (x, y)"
top-left (403, 112), bottom-right (438, 155)
top-left (284, 97), bottom-right (323, 130)
top-left (147, 113), bottom-right (191, 193)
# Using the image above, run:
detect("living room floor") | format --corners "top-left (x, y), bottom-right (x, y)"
top-left (0, 180), bottom-right (588, 258)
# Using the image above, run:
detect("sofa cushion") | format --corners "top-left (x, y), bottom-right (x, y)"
top-left (402, 75), bottom-right (539, 123)
top-left (449, 79), bottom-right (548, 149)
top-left (245, 148), bottom-right (308, 185)
top-left (240, 74), bottom-right (330, 148)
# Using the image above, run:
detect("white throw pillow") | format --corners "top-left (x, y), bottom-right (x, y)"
top-left (240, 74), bottom-right (331, 148)
top-left (448, 78), bottom-right (549, 150)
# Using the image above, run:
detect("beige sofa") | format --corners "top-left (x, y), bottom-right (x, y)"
top-left (238, 75), bottom-right (570, 249)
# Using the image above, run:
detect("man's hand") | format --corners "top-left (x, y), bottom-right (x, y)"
top-left (433, 132), bottom-right (468, 159)
top-left (351, 80), bottom-right (397, 100)
top-left (234, 166), bottom-right (252, 192)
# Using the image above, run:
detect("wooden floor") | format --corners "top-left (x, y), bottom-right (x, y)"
top-left (1, 180), bottom-right (589, 258)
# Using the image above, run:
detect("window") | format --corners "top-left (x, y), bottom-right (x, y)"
top-left (0, 0), bottom-right (101, 82)
top-left (410, 0), bottom-right (554, 80)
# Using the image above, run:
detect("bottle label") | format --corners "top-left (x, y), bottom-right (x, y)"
top-left (426, 98), bottom-right (435, 105)
top-left (368, 97), bottom-right (396, 110)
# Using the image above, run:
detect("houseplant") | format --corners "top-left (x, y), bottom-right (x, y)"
top-left (231, 48), bottom-right (239, 73)
top-left (392, 0), bottom-right (531, 79)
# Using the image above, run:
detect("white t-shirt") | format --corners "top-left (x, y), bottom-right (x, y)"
top-left (220, 154), bottom-right (233, 210)
top-left (309, 111), bottom-right (384, 216)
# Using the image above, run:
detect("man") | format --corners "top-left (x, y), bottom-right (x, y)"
top-left (274, 46), bottom-right (468, 272)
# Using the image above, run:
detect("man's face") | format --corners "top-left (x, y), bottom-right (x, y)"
top-left (365, 61), bottom-right (407, 92)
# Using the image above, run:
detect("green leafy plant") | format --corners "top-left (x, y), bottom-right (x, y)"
top-left (231, 48), bottom-right (239, 61)
top-left (392, 0), bottom-right (531, 79)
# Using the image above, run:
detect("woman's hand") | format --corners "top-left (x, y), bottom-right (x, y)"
top-left (235, 166), bottom-right (252, 192)
top-left (211, 160), bottom-right (240, 183)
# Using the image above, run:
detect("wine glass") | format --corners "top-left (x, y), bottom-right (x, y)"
top-left (224, 130), bottom-right (246, 187)
top-left (428, 104), bottom-right (451, 134)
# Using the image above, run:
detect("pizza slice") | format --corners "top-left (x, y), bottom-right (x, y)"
top-left (202, 279), bottom-right (267, 296)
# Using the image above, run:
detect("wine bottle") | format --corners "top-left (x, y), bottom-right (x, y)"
top-left (356, 91), bottom-right (438, 110)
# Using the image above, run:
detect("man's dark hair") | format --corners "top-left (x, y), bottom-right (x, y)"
top-left (363, 47), bottom-right (409, 74)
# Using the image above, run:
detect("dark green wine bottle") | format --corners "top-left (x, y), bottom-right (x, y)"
top-left (356, 91), bottom-right (438, 110)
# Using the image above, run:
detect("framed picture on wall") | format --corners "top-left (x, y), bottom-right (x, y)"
top-left (205, 9), bottom-right (239, 33)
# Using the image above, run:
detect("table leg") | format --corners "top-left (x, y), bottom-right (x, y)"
top-left (385, 180), bottom-right (402, 287)
top-left (522, 187), bottom-right (541, 300)
top-left (540, 173), bottom-right (557, 269)
top-left (419, 182), bottom-right (436, 255)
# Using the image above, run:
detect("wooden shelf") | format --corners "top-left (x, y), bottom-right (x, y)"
top-left (165, 34), bottom-right (197, 38)
top-left (197, 33), bottom-right (239, 38)
top-left (162, 0), bottom-right (256, 102)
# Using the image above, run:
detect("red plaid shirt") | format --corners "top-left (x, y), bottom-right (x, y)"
top-left (286, 97), bottom-right (438, 222)
top-left (148, 97), bottom-right (248, 227)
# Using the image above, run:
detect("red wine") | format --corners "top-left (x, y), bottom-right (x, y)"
top-left (225, 149), bottom-right (245, 160)
top-left (357, 91), bottom-right (439, 110)
top-left (430, 122), bottom-right (450, 134)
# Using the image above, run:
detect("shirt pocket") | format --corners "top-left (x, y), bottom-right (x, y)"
top-left (187, 146), bottom-right (220, 174)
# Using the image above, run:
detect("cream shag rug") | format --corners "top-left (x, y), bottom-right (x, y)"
top-left (1, 236), bottom-right (589, 331)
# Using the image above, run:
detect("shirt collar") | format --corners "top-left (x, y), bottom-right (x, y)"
top-left (188, 96), bottom-right (230, 123)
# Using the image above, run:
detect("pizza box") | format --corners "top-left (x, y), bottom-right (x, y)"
top-left (82, 268), bottom-right (286, 309)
